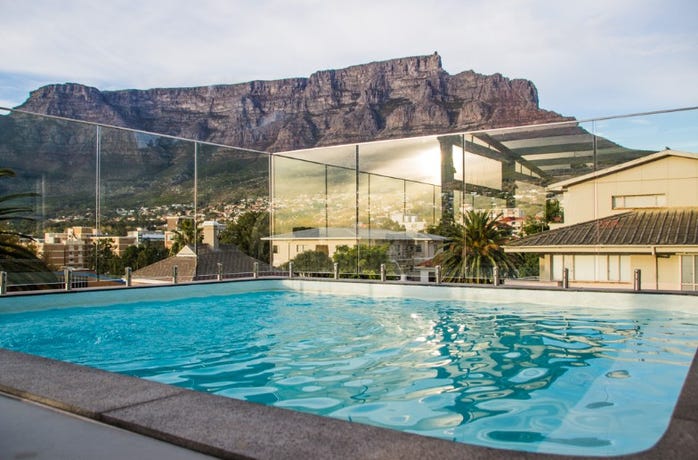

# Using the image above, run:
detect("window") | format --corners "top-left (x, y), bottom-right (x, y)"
top-left (273, 245), bottom-right (278, 254)
top-left (552, 254), bottom-right (630, 282)
top-left (681, 255), bottom-right (698, 291)
top-left (315, 245), bottom-right (329, 255)
top-left (612, 194), bottom-right (666, 209)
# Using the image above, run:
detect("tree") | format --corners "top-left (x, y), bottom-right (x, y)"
top-left (170, 218), bottom-right (203, 255)
top-left (434, 210), bottom-right (517, 283)
top-left (521, 215), bottom-right (549, 237)
top-left (219, 211), bottom-right (269, 261)
top-left (0, 168), bottom-right (55, 289)
top-left (89, 239), bottom-right (121, 276)
top-left (121, 241), bottom-right (169, 271)
top-left (0, 168), bottom-right (39, 259)
top-left (545, 199), bottom-right (564, 223)
top-left (283, 250), bottom-right (334, 275)
top-left (333, 244), bottom-right (391, 276)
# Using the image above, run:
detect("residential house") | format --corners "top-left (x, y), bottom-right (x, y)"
top-left (505, 149), bottom-right (698, 291)
top-left (264, 227), bottom-right (446, 271)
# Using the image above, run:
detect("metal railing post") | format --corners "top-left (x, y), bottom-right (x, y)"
top-left (288, 262), bottom-right (294, 279)
top-left (380, 263), bottom-right (386, 282)
top-left (435, 265), bottom-right (442, 284)
top-left (562, 268), bottom-right (569, 289)
top-left (172, 265), bottom-right (178, 284)
top-left (333, 262), bottom-right (339, 280)
top-left (634, 269), bottom-right (642, 291)
top-left (253, 261), bottom-right (259, 279)
top-left (64, 267), bottom-right (72, 291)
top-left (0, 271), bottom-right (6, 295)
top-left (125, 267), bottom-right (132, 287)
top-left (493, 266), bottom-right (500, 286)
top-left (217, 263), bottom-right (223, 281)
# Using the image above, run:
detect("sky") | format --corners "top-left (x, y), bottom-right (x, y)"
top-left (0, 0), bottom-right (697, 120)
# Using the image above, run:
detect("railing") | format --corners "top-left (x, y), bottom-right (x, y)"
top-left (1, 106), bottom-right (697, 294)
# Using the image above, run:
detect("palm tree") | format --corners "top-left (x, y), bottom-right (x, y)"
top-left (0, 168), bottom-right (54, 289)
top-left (0, 168), bottom-right (39, 259)
top-left (169, 218), bottom-right (203, 255)
top-left (435, 210), bottom-right (516, 283)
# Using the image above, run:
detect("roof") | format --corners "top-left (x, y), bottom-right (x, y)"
top-left (133, 244), bottom-right (270, 280)
top-left (547, 149), bottom-right (698, 191)
top-left (505, 208), bottom-right (698, 253)
top-left (264, 227), bottom-right (447, 241)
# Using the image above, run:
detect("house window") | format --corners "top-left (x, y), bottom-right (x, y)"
top-left (553, 254), bottom-right (630, 282)
top-left (273, 245), bottom-right (278, 254)
top-left (612, 194), bottom-right (666, 209)
top-left (295, 244), bottom-right (307, 253)
top-left (681, 255), bottom-right (698, 291)
top-left (315, 245), bottom-right (329, 255)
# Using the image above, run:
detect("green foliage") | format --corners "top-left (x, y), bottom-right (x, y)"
top-left (283, 250), bottom-right (334, 273)
top-left (169, 218), bottom-right (203, 255)
top-left (545, 199), bottom-right (564, 223)
top-left (434, 210), bottom-right (517, 283)
top-left (333, 244), bottom-right (391, 275)
top-left (516, 253), bottom-right (541, 278)
top-left (521, 216), bottom-right (549, 236)
top-left (120, 241), bottom-right (169, 271)
top-left (0, 168), bottom-right (55, 288)
top-left (91, 240), bottom-right (169, 277)
top-left (219, 211), bottom-right (269, 262)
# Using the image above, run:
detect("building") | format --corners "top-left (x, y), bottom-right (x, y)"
top-left (37, 226), bottom-right (137, 269)
top-left (264, 227), bottom-right (446, 271)
top-left (505, 149), bottom-right (698, 290)
top-left (132, 220), bottom-right (269, 283)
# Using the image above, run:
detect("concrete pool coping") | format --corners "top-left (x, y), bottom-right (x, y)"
top-left (1, 279), bottom-right (698, 458)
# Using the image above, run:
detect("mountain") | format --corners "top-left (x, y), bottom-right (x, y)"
top-left (1, 54), bottom-right (572, 220)
top-left (15, 53), bottom-right (566, 153)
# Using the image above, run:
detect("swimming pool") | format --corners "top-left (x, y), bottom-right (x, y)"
top-left (1, 280), bottom-right (697, 456)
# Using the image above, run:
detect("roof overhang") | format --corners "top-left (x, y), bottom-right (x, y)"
top-left (504, 245), bottom-right (698, 254)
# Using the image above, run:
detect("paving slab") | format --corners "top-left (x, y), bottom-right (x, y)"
top-left (0, 349), bottom-right (185, 417)
top-left (0, 394), bottom-right (215, 460)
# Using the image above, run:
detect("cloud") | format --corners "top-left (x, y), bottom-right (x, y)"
top-left (0, 0), bottom-right (696, 116)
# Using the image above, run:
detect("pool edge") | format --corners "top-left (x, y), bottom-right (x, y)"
top-left (1, 278), bottom-right (697, 458)
top-left (0, 346), bottom-right (696, 459)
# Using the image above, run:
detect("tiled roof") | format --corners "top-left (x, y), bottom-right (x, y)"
top-left (507, 208), bottom-right (698, 249)
top-left (133, 244), bottom-right (270, 280)
top-left (195, 244), bottom-right (271, 276)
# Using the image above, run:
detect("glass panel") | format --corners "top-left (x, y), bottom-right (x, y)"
top-left (271, 156), bottom-right (326, 236)
top-left (358, 135), bottom-right (441, 184)
top-left (197, 143), bottom-right (270, 278)
top-left (326, 166), bottom-right (355, 229)
top-left (100, 127), bottom-right (198, 282)
top-left (364, 174), bottom-right (403, 231)
top-left (404, 181), bottom-right (437, 231)
top-left (0, 112), bottom-right (97, 289)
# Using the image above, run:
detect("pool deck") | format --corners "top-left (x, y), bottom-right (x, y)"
top-left (1, 347), bottom-right (697, 459)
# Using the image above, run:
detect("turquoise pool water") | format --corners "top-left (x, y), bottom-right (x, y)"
top-left (1, 289), bottom-right (697, 456)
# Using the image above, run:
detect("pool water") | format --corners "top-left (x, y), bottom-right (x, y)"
top-left (1, 290), bottom-right (697, 456)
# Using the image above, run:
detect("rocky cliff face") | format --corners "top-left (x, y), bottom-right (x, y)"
top-left (17, 53), bottom-right (565, 152)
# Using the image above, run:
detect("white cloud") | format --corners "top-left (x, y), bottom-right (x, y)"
top-left (0, 0), bottom-right (696, 116)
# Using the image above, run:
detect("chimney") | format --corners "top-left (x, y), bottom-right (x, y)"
top-left (202, 221), bottom-right (221, 250)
